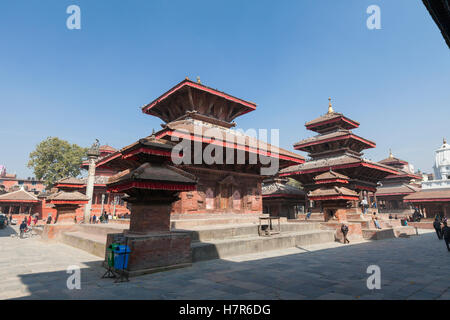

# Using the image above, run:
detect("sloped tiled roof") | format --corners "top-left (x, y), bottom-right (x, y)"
top-left (314, 170), bottom-right (349, 181)
top-left (308, 186), bottom-right (358, 197)
top-left (160, 119), bottom-right (305, 163)
top-left (56, 177), bottom-right (85, 185)
top-left (262, 181), bottom-right (305, 198)
top-left (47, 191), bottom-right (89, 202)
top-left (376, 184), bottom-right (420, 196)
top-left (404, 188), bottom-right (450, 201)
top-left (0, 188), bottom-right (39, 202)
top-left (107, 162), bottom-right (197, 186)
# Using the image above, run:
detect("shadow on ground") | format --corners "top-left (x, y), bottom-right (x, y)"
top-left (9, 231), bottom-right (450, 300)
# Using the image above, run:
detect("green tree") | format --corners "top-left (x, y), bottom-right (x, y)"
top-left (28, 137), bottom-right (87, 189)
top-left (287, 178), bottom-right (303, 189)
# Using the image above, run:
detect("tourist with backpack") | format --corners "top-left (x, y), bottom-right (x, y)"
top-left (341, 223), bottom-right (350, 244)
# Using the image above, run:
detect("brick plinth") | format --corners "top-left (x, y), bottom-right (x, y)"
top-left (54, 204), bottom-right (81, 224)
top-left (105, 231), bottom-right (192, 276)
top-left (128, 202), bottom-right (171, 234)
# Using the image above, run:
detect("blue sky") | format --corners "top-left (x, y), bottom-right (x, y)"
top-left (0, 0), bottom-right (449, 178)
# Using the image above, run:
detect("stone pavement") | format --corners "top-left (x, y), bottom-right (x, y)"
top-left (0, 225), bottom-right (448, 300)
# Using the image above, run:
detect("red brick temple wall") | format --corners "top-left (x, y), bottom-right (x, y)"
top-left (170, 170), bottom-right (263, 215)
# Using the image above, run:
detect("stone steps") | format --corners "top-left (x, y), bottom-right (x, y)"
top-left (184, 222), bottom-right (322, 242)
top-left (56, 220), bottom-right (334, 262)
top-left (60, 231), bottom-right (108, 258)
top-left (170, 217), bottom-right (279, 229)
top-left (191, 229), bottom-right (335, 262)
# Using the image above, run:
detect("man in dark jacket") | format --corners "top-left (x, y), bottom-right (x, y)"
top-left (442, 221), bottom-right (450, 251)
top-left (341, 224), bottom-right (350, 244)
top-left (19, 220), bottom-right (28, 238)
top-left (433, 218), bottom-right (443, 240)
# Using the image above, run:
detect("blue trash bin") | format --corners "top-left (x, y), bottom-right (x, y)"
top-left (113, 245), bottom-right (130, 270)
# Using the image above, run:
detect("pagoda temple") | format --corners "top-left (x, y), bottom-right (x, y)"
top-left (102, 134), bottom-right (198, 275)
top-left (375, 150), bottom-right (421, 214)
top-left (101, 78), bottom-right (305, 216)
top-left (280, 99), bottom-right (399, 221)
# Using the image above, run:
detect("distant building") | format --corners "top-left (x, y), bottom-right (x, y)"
top-left (404, 139), bottom-right (450, 218)
top-left (0, 145), bottom-right (130, 221)
top-left (0, 166), bottom-right (45, 194)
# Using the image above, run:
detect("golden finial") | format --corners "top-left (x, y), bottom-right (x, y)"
top-left (185, 76), bottom-right (190, 80)
top-left (444, 137), bottom-right (447, 144)
top-left (327, 98), bottom-right (334, 114)
top-left (196, 76), bottom-right (201, 84)
top-left (389, 148), bottom-right (393, 159)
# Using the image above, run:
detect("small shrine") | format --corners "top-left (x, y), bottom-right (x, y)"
top-left (46, 191), bottom-right (89, 224)
top-left (102, 135), bottom-right (198, 276)
top-left (307, 170), bottom-right (359, 222)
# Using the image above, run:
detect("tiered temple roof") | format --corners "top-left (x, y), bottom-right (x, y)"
top-left (142, 78), bottom-right (305, 172)
top-left (142, 78), bottom-right (257, 124)
top-left (281, 100), bottom-right (398, 192)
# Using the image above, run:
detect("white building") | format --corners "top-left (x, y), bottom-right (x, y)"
top-left (422, 138), bottom-right (450, 189)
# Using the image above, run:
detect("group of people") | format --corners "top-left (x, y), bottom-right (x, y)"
top-left (433, 215), bottom-right (450, 251)
top-left (90, 211), bottom-right (112, 224)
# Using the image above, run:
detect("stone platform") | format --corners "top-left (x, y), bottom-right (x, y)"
top-left (39, 215), bottom-right (336, 266)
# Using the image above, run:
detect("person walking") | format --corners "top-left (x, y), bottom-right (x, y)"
top-left (442, 221), bottom-right (450, 252)
top-left (433, 217), bottom-right (443, 240)
top-left (92, 214), bottom-right (97, 224)
top-left (341, 223), bottom-right (350, 244)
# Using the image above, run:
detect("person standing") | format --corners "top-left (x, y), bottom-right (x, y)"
top-left (442, 222), bottom-right (450, 252)
top-left (92, 214), bottom-right (97, 224)
top-left (19, 219), bottom-right (28, 239)
top-left (341, 223), bottom-right (350, 244)
top-left (361, 198), bottom-right (368, 214)
top-left (433, 217), bottom-right (443, 240)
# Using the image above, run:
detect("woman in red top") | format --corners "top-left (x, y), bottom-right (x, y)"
top-left (27, 215), bottom-right (32, 226)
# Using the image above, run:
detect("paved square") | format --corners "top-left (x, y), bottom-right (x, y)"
top-left (1, 226), bottom-right (448, 300)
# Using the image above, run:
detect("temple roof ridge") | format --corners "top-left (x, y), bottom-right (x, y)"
top-left (142, 78), bottom-right (257, 124)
